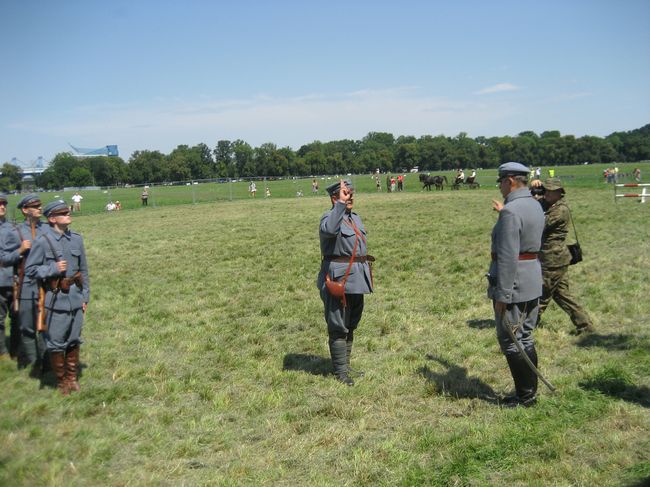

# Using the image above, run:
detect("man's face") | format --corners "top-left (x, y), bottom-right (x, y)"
top-left (0, 201), bottom-right (7, 218)
top-left (497, 175), bottom-right (513, 198)
top-left (49, 210), bottom-right (72, 227)
top-left (544, 189), bottom-right (563, 205)
top-left (23, 204), bottom-right (42, 219)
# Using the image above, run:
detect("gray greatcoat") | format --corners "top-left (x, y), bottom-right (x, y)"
top-left (488, 187), bottom-right (544, 354)
top-left (25, 225), bottom-right (90, 352)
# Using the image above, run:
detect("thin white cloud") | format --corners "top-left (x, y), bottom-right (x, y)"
top-left (474, 83), bottom-right (521, 95)
top-left (5, 89), bottom-right (519, 160)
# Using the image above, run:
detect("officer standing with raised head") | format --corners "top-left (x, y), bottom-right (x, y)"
top-left (0, 194), bottom-right (47, 371)
top-left (25, 200), bottom-right (89, 395)
top-left (488, 162), bottom-right (545, 407)
top-left (533, 178), bottom-right (595, 334)
top-left (0, 194), bottom-right (22, 360)
top-left (318, 180), bottom-right (373, 386)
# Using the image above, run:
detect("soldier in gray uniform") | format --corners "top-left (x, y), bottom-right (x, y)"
top-left (25, 200), bottom-right (90, 395)
top-left (488, 162), bottom-right (545, 407)
top-left (0, 194), bottom-right (47, 371)
top-left (318, 180), bottom-right (374, 386)
top-left (0, 194), bottom-right (22, 360)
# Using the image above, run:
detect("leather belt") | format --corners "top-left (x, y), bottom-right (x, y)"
top-left (324, 255), bottom-right (376, 263)
top-left (491, 252), bottom-right (538, 261)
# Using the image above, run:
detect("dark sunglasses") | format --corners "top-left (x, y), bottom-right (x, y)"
top-left (0, 202), bottom-right (7, 207)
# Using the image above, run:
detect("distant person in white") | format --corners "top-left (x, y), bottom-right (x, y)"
top-left (71, 192), bottom-right (83, 212)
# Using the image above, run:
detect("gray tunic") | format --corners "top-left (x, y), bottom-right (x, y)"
top-left (487, 187), bottom-right (544, 354)
top-left (488, 188), bottom-right (544, 303)
top-left (25, 226), bottom-right (90, 352)
top-left (317, 201), bottom-right (373, 294)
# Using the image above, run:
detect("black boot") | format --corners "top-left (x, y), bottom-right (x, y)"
top-left (504, 352), bottom-right (537, 407)
top-left (346, 331), bottom-right (364, 378)
top-left (329, 338), bottom-right (353, 386)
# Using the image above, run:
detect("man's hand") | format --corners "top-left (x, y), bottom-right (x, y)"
top-left (19, 240), bottom-right (32, 254)
top-left (530, 179), bottom-right (543, 188)
top-left (492, 199), bottom-right (504, 212)
top-left (56, 260), bottom-right (67, 273)
top-left (338, 179), bottom-right (351, 203)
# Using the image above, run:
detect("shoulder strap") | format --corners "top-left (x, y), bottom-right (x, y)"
top-left (41, 233), bottom-right (62, 262)
top-left (565, 203), bottom-right (579, 244)
top-left (12, 224), bottom-right (24, 241)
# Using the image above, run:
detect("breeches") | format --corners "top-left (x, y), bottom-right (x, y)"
top-left (19, 298), bottom-right (38, 335)
top-left (320, 287), bottom-right (364, 339)
top-left (494, 298), bottom-right (539, 355)
top-left (43, 308), bottom-right (84, 352)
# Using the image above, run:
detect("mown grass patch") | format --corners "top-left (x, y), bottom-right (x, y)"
top-left (0, 185), bottom-right (648, 485)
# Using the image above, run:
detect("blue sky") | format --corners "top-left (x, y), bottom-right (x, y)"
top-left (1, 0), bottom-right (648, 165)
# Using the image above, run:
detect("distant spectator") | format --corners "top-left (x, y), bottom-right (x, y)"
top-left (71, 192), bottom-right (83, 212)
top-left (633, 168), bottom-right (641, 182)
top-left (311, 178), bottom-right (319, 194)
top-left (115, 201), bottom-right (122, 211)
top-left (141, 188), bottom-right (149, 206)
top-left (265, 187), bottom-right (271, 198)
top-left (397, 174), bottom-right (404, 191)
top-left (106, 201), bottom-right (116, 212)
top-left (390, 176), bottom-right (396, 192)
top-left (375, 175), bottom-right (381, 192)
top-left (386, 174), bottom-right (391, 193)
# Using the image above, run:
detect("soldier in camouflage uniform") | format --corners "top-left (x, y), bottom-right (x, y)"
top-left (535, 178), bottom-right (595, 334)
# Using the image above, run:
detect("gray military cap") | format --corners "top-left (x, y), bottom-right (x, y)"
top-left (498, 162), bottom-right (530, 178)
top-left (17, 194), bottom-right (42, 208)
top-left (43, 200), bottom-right (69, 217)
top-left (326, 179), bottom-right (353, 196)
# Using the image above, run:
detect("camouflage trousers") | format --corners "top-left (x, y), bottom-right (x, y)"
top-left (539, 266), bottom-right (592, 330)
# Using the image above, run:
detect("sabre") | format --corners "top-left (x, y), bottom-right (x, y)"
top-left (501, 308), bottom-right (557, 393)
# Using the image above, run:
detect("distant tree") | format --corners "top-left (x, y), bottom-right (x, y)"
top-left (0, 163), bottom-right (23, 191)
top-left (128, 150), bottom-right (168, 184)
top-left (214, 140), bottom-right (233, 177)
top-left (69, 167), bottom-right (93, 187)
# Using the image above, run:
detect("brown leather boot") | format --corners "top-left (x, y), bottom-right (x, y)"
top-left (50, 351), bottom-right (69, 396)
top-left (65, 346), bottom-right (81, 393)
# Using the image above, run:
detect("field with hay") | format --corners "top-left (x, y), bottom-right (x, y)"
top-left (0, 171), bottom-right (649, 485)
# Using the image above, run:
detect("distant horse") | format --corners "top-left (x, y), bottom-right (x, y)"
top-left (420, 174), bottom-right (448, 191)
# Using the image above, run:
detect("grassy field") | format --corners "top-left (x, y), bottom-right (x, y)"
top-left (0, 179), bottom-right (649, 485)
top-left (6, 161), bottom-right (650, 217)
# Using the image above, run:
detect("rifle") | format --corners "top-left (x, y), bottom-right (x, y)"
top-left (32, 220), bottom-right (48, 333)
top-left (12, 225), bottom-right (26, 313)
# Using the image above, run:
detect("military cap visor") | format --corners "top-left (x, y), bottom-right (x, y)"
top-left (0, 195), bottom-right (8, 204)
top-left (17, 194), bottom-right (42, 208)
top-left (543, 177), bottom-right (565, 192)
top-left (43, 200), bottom-right (70, 217)
top-left (326, 179), bottom-right (354, 197)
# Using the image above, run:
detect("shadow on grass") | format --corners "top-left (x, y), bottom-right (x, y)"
top-left (419, 354), bottom-right (499, 404)
top-left (466, 319), bottom-right (495, 330)
top-left (580, 378), bottom-right (650, 408)
top-left (576, 333), bottom-right (645, 351)
top-left (283, 353), bottom-right (331, 376)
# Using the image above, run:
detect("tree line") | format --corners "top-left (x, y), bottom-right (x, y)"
top-left (3, 124), bottom-right (649, 190)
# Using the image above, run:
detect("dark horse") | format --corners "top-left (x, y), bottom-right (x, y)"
top-left (419, 174), bottom-right (448, 191)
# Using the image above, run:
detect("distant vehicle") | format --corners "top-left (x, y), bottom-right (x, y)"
top-left (410, 166), bottom-right (419, 173)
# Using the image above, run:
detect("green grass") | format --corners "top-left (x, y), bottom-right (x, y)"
top-left (7, 161), bottom-right (650, 217)
top-left (0, 183), bottom-right (648, 485)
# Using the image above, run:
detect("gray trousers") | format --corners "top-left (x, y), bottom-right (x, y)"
top-left (494, 298), bottom-right (539, 355)
top-left (43, 308), bottom-right (84, 353)
top-left (320, 287), bottom-right (364, 340)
